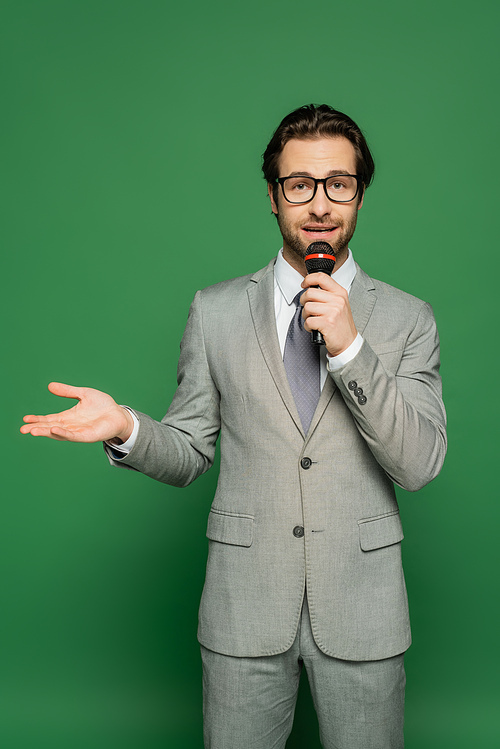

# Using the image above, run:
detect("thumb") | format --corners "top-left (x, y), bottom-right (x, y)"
top-left (48, 382), bottom-right (85, 400)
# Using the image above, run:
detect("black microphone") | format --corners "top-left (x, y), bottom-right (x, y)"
top-left (304, 242), bottom-right (336, 346)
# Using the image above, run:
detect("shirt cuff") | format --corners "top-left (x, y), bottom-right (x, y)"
top-left (326, 333), bottom-right (364, 372)
top-left (104, 406), bottom-right (139, 454)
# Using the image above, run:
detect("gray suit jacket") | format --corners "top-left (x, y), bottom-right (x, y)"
top-left (108, 258), bottom-right (446, 661)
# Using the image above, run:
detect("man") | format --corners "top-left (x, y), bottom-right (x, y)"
top-left (21, 105), bottom-right (447, 748)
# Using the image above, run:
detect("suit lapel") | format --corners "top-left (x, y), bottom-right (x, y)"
top-left (247, 260), bottom-right (305, 437)
top-left (306, 370), bottom-right (335, 438)
top-left (349, 263), bottom-right (377, 335)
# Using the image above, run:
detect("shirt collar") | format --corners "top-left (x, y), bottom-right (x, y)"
top-left (274, 247), bottom-right (357, 305)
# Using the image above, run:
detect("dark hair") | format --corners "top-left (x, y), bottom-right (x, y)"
top-left (262, 104), bottom-right (375, 201)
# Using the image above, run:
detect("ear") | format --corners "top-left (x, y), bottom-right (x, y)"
top-left (357, 188), bottom-right (364, 211)
top-left (268, 183), bottom-right (278, 215)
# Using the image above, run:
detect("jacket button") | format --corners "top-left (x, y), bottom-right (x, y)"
top-left (348, 380), bottom-right (357, 390)
top-left (301, 457), bottom-right (312, 469)
top-left (293, 525), bottom-right (305, 538)
top-left (358, 395), bottom-right (367, 405)
top-left (354, 387), bottom-right (363, 397)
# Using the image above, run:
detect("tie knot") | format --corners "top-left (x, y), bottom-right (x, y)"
top-left (293, 290), bottom-right (304, 307)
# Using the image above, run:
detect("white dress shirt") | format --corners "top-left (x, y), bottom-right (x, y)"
top-left (110, 249), bottom-right (363, 454)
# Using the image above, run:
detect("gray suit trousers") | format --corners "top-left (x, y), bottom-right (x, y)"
top-left (201, 594), bottom-right (405, 749)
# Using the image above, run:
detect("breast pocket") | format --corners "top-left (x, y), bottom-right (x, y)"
top-left (206, 508), bottom-right (254, 547)
top-left (358, 510), bottom-right (404, 551)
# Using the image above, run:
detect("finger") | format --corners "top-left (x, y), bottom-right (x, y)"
top-left (302, 273), bottom-right (341, 291)
top-left (302, 313), bottom-right (337, 333)
top-left (22, 412), bottom-right (71, 424)
top-left (300, 287), bottom-right (335, 304)
top-left (23, 414), bottom-right (55, 423)
top-left (21, 425), bottom-right (66, 440)
top-left (303, 315), bottom-right (322, 333)
top-left (21, 419), bottom-right (63, 432)
top-left (302, 301), bottom-right (337, 318)
top-left (302, 307), bottom-right (328, 325)
top-left (48, 382), bottom-right (85, 400)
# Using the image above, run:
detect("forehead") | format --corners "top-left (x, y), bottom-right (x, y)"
top-left (279, 136), bottom-right (357, 176)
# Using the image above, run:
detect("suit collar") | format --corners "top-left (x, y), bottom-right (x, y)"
top-left (250, 258), bottom-right (275, 284)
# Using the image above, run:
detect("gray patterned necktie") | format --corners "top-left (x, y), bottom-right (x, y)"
top-left (283, 290), bottom-right (321, 433)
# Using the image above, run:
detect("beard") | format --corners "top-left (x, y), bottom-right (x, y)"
top-left (276, 207), bottom-right (359, 265)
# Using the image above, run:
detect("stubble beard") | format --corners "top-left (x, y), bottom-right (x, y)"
top-left (276, 209), bottom-right (358, 267)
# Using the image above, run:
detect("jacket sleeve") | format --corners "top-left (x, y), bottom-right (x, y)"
top-left (329, 301), bottom-right (447, 492)
top-left (104, 290), bottom-right (221, 487)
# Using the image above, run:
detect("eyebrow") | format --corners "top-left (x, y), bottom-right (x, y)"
top-left (284, 170), bottom-right (353, 178)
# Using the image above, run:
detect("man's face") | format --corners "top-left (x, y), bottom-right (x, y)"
top-left (268, 136), bottom-right (364, 275)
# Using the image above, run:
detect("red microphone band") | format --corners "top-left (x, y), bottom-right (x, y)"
top-left (305, 252), bottom-right (336, 261)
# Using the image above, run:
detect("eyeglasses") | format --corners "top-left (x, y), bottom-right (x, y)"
top-left (277, 174), bottom-right (361, 204)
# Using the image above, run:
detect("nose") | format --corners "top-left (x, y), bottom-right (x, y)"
top-left (308, 182), bottom-right (331, 217)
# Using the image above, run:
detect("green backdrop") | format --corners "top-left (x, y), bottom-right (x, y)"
top-left (2, 0), bottom-right (499, 746)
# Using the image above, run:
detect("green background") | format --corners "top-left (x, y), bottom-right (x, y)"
top-left (2, 0), bottom-right (499, 746)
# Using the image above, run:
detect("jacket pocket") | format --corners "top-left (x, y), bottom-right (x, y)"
top-left (358, 510), bottom-right (404, 551)
top-left (206, 508), bottom-right (254, 547)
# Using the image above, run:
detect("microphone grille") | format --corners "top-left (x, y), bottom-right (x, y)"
top-left (305, 241), bottom-right (336, 275)
top-left (306, 241), bottom-right (332, 255)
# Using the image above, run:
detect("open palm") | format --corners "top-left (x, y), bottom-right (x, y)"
top-left (20, 382), bottom-right (132, 443)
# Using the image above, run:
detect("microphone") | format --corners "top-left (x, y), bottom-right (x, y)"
top-left (304, 242), bottom-right (336, 346)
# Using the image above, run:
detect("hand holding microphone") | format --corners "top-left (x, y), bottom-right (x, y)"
top-left (302, 241), bottom-right (358, 356)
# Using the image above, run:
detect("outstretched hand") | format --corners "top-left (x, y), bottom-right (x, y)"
top-left (20, 382), bottom-right (134, 443)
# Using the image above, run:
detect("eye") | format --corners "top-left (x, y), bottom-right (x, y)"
top-left (288, 178), bottom-right (314, 192)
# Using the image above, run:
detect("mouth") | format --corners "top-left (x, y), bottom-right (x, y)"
top-left (301, 225), bottom-right (338, 236)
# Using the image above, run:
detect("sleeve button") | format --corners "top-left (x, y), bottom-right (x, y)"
top-left (348, 380), bottom-right (357, 390)
top-left (358, 395), bottom-right (367, 405)
top-left (353, 387), bottom-right (363, 397)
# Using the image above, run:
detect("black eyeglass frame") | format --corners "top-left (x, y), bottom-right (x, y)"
top-left (277, 174), bottom-right (362, 204)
